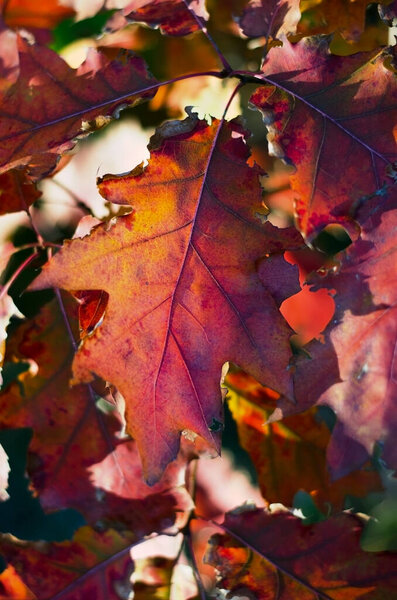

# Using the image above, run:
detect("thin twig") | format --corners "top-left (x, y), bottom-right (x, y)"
top-left (50, 179), bottom-right (93, 213)
top-left (221, 81), bottom-right (244, 121)
top-left (182, 0), bottom-right (233, 73)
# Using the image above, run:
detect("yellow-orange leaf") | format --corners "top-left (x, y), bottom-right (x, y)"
top-left (31, 113), bottom-right (303, 483)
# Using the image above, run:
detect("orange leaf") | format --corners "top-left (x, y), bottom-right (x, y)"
top-left (31, 113), bottom-right (303, 483)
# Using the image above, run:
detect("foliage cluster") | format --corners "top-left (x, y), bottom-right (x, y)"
top-left (0, 0), bottom-right (396, 598)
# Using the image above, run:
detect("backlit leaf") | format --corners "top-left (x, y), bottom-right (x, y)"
top-left (206, 506), bottom-right (397, 599)
top-left (250, 37), bottom-right (397, 239)
top-left (0, 37), bottom-right (157, 178)
top-left (31, 113), bottom-right (303, 483)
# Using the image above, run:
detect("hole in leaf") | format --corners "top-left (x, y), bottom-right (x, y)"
top-left (312, 224), bottom-right (352, 255)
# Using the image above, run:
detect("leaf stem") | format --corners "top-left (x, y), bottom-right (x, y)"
top-left (221, 81), bottom-right (245, 120)
top-left (182, 0), bottom-right (233, 73)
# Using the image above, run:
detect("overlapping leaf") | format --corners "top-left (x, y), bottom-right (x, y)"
top-left (0, 526), bottom-right (136, 599)
top-left (206, 506), bottom-right (397, 599)
top-left (238, 0), bottom-right (301, 44)
top-left (250, 37), bottom-right (397, 239)
top-left (226, 369), bottom-right (381, 509)
top-left (0, 37), bottom-right (157, 178)
top-left (123, 0), bottom-right (209, 36)
top-left (31, 113), bottom-right (303, 483)
top-left (286, 196), bottom-right (397, 474)
top-left (0, 298), bottom-right (192, 530)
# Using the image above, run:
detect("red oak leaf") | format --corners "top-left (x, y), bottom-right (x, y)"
top-left (0, 37), bottom-right (157, 178)
top-left (206, 506), bottom-right (397, 599)
top-left (250, 37), bottom-right (397, 239)
top-left (31, 113), bottom-right (303, 484)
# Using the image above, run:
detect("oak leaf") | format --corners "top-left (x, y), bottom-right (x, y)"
top-left (205, 506), bottom-right (397, 599)
top-left (31, 113), bottom-right (303, 483)
top-left (0, 37), bottom-right (157, 178)
top-left (250, 37), bottom-right (397, 239)
top-left (0, 298), bottom-right (192, 530)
